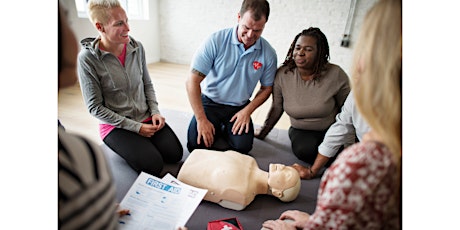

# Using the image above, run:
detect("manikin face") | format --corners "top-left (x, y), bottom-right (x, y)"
top-left (98, 6), bottom-right (130, 45)
top-left (237, 10), bottom-right (266, 49)
top-left (268, 164), bottom-right (298, 197)
top-left (293, 35), bottom-right (318, 69)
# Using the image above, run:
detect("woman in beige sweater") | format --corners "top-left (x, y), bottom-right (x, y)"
top-left (255, 27), bottom-right (350, 169)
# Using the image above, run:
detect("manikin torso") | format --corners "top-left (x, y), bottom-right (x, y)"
top-left (177, 149), bottom-right (269, 210)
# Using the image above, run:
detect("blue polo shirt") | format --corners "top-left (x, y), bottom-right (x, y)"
top-left (191, 25), bottom-right (277, 106)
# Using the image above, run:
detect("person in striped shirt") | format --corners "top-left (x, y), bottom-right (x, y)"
top-left (58, 3), bottom-right (120, 229)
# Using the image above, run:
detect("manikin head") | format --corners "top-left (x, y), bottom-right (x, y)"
top-left (267, 164), bottom-right (301, 202)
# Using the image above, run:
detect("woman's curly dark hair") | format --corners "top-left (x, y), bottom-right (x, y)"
top-left (281, 27), bottom-right (330, 80)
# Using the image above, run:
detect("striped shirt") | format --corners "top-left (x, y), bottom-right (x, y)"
top-left (58, 126), bottom-right (118, 229)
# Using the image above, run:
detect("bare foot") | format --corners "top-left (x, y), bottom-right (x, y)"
top-left (291, 163), bottom-right (309, 179)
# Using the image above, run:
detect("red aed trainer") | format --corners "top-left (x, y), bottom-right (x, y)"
top-left (207, 217), bottom-right (243, 230)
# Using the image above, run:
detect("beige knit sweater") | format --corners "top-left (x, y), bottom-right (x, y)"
top-left (259, 63), bottom-right (351, 135)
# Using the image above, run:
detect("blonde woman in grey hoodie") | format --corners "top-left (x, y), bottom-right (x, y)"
top-left (77, 0), bottom-right (183, 177)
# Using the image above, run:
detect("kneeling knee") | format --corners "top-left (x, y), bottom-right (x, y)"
top-left (231, 142), bottom-right (253, 154)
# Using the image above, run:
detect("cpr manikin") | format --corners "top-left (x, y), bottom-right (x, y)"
top-left (177, 149), bottom-right (301, 211)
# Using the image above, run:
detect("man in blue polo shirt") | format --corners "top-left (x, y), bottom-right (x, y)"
top-left (186, 0), bottom-right (277, 154)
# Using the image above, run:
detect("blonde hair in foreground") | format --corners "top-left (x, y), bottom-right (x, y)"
top-left (352, 0), bottom-right (402, 160)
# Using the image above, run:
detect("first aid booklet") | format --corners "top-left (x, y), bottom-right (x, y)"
top-left (118, 172), bottom-right (207, 230)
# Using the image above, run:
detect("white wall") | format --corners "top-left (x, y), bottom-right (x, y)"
top-left (60, 0), bottom-right (161, 64)
top-left (159, 0), bottom-right (378, 75)
top-left (61, 0), bottom-right (378, 76)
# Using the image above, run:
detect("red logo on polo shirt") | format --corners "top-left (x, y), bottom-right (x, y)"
top-left (253, 61), bottom-right (262, 70)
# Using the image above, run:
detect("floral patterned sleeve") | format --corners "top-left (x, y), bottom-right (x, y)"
top-left (304, 141), bottom-right (401, 229)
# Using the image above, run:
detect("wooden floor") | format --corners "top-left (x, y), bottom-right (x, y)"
top-left (58, 62), bottom-right (291, 144)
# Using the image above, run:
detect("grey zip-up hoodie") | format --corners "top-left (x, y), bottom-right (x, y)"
top-left (77, 36), bottom-right (159, 134)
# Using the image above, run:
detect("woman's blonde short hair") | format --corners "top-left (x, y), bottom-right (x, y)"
top-left (87, 0), bottom-right (121, 25)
